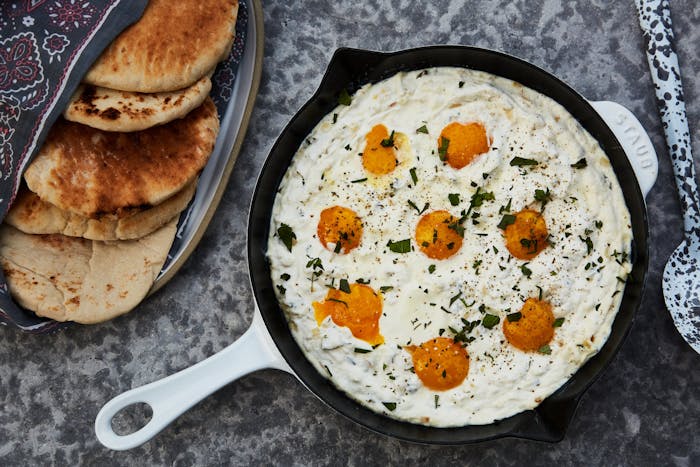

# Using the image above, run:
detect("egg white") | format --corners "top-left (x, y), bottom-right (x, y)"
top-left (267, 67), bottom-right (632, 427)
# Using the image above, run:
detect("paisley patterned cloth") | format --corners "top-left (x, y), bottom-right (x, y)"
top-left (0, 1), bottom-right (249, 333)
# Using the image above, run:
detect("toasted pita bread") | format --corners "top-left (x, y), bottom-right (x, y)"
top-left (63, 76), bottom-right (212, 132)
top-left (0, 219), bottom-right (176, 324)
top-left (84, 0), bottom-right (238, 92)
top-left (25, 98), bottom-right (218, 218)
top-left (6, 180), bottom-right (196, 241)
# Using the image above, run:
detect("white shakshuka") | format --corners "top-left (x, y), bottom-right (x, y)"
top-left (266, 67), bottom-right (633, 427)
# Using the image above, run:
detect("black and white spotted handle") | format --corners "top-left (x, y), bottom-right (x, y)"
top-left (638, 0), bottom-right (699, 235)
top-left (639, 0), bottom-right (700, 354)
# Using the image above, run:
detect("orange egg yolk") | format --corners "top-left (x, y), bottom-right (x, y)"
top-left (437, 122), bottom-right (490, 169)
top-left (503, 298), bottom-right (555, 352)
top-left (363, 124), bottom-right (398, 175)
top-left (312, 283), bottom-right (384, 346)
top-left (317, 206), bottom-right (363, 253)
top-left (407, 337), bottom-right (469, 391)
top-left (415, 210), bottom-right (463, 260)
top-left (503, 209), bottom-right (548, 260)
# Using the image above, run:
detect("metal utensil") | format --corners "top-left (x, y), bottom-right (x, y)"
top-left (638, 0), bottom-right (700, 353)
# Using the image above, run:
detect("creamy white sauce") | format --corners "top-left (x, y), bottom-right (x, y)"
top-left (267, 67), bottom-right (632, 427)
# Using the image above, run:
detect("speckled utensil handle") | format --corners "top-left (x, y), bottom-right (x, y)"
top-left (638, 0), bottom-right (699, 235)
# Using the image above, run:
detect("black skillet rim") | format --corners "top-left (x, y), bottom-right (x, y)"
top-left (247, 45), bottom-right (649, 444)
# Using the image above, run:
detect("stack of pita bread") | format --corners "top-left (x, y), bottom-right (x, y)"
top-left (0, 0), bottom-right (239, 324)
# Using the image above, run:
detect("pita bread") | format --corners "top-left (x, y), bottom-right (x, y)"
top-left (25, 98), bottom-right (218, 218)
top-left (63, 76), bottom-right (212, 132)
top-left (0, 219), bottom-right (177, 324)
top-left (84, 0), bottom-right (239, 92)
top-left (6, 180), bottom-right (196, 241)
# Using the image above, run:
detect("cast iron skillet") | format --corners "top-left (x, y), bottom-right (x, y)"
top-left (249, 46), bottom-right (650, 443)
top-left (96, 46), bottom-right (653, 449)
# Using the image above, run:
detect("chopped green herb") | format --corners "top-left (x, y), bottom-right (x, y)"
top-left (498, 214), bottom-right (516, 230)
top-left (520, 263), bottom-right (532, 278)
top-left (338, 88), bottom-right (351, 106)
top-left (448, 193), bottom-right (460, 206)
top-left (387, 239), bottom-right (412, 253)
top-left (339, 278), bottom-right (351, 294)
top-left (332, 113), bottom-right (338, 124)
top-left (280, 273), bottom-right (290, 281)
top-left (595, 220), bottom-right (603, 230)
top-left (380, 286), bottom-right (393, 293)
top-left (351, 177), bottom-right (367, 183)
top-left (507, 312), bottom-right (522, 322)
top-left (520, 238), bottom-right (537, 254)
top-left (327, 298), bottom-right (347, 306)
top-left (458, 81), bottom-right (465, 88)
top-left (472, 259), bottom-right (482, 275)
top-left (536, 285), bottom-right (543, 300)
top-left (448, 222), bottom-right (465, 237)
top-left (434, 395), bottom-right (440, 408)
top-left (538, 344), bottom-right (552, 355)
top-left (579, 235), bottom-right (593, 255)
top-left (380, 130), bottom-right (396, 147)
top-left (612, 250), bottom-right (629, 265)
top-left (306, 257), bottom-right (324, 271)
top-left (344, 144), bottom-right (352, 151)
top-left (482, 314), bottom-right (500, 329)
top-left (468, 187), bottom-right (495, 213)
top-left (356, 278), bottom-right (370, 284)
top-left (276, 285), bottom-right (286, 295)
top-left (449, 292), bottom-right (462, 306)
top-left (499, 198), bottom-right (512, 215)
top-left (553, 317), bottom-right (565, 327)
top-left (354, 347), bottom-right (371, 354)
top-left (428, 264), bottom-right (436, 274)
top-left (534, 188), bottom-right (552, 209)
top-left (451, 318), bottom-right (480, 344)
top-left (382, 402), bottom-right (397, 411)
top-left (438, 137), bottom-right (450, 161)
top-left (510, 156), bottom-right (538, 167)
top-left (410, 167), bottom-right (418, 185)
top-left (416, 124), bottom-right (429, 134)
top-left (571, 158), bottom-right (587, 169)
top-left (277, 223), bottom-right (296, 252)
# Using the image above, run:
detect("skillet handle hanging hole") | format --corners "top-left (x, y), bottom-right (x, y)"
top-left (95, 312), bottom-right (291, 450)
top-left (111, 402), bottom-right (154, 436)
top-left (94, 400), bottom-right (156, 451)
top-left (95, 388), bottom-right (166, 452)
top-left (590, 100), bottom-right (659, 199)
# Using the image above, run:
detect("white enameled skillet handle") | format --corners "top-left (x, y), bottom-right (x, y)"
top-left (94, 310), bottom-right (291, 451)
top-left (590, 100), bottom-right (659, 198)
